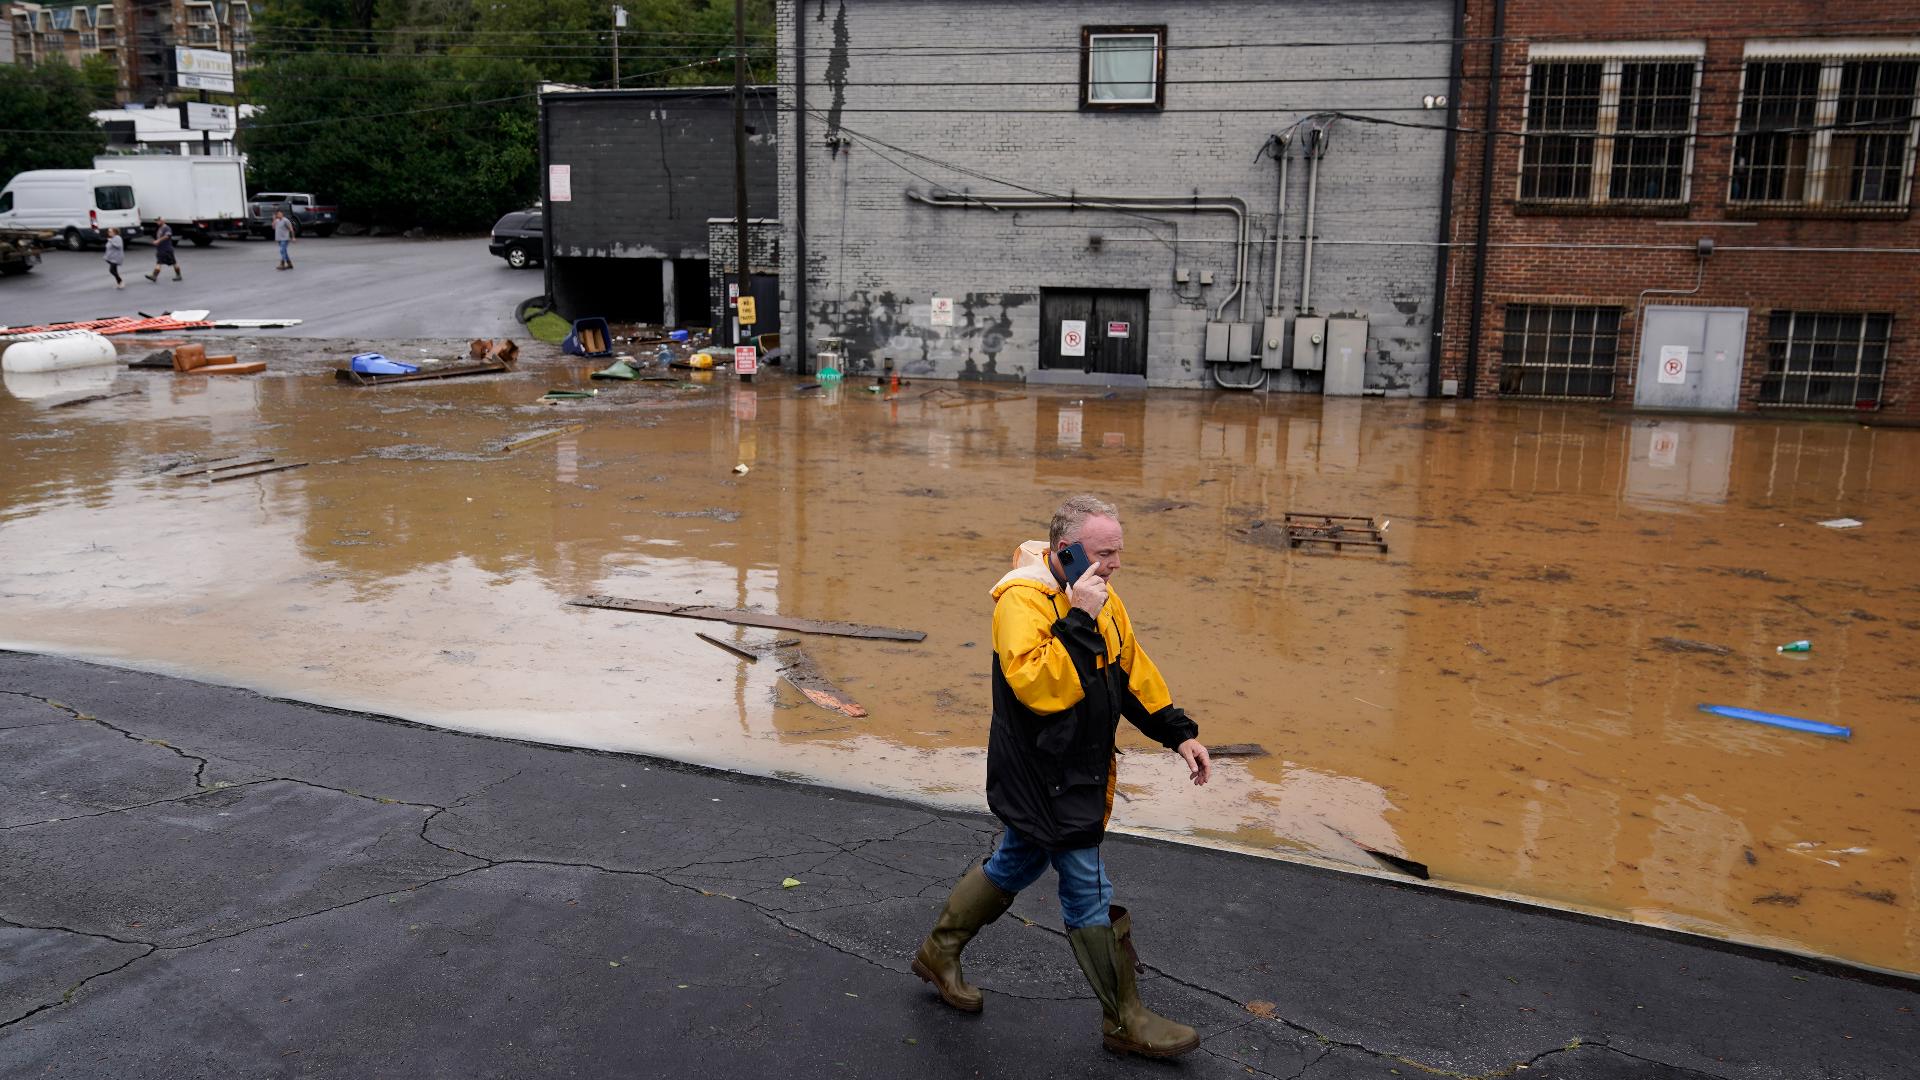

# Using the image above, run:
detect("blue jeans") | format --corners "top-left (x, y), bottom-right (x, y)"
top-left (982, 826), bottom-right (1113, 930)
top-left (277, 240), bottom-right (290, 263)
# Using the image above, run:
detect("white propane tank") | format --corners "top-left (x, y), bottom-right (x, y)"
top-left (0, 331), bottom-right (117, 373)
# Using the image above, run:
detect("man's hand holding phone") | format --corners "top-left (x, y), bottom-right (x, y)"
top-left (1067, 560), bottom-right (1107, 617)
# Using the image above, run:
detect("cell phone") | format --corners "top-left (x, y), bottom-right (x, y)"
top-left (1056, 541), bottom-right (1093, 586)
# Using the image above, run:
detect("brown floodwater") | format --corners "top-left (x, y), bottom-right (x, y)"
top-left (3, 340), bottom-right (1917, 976)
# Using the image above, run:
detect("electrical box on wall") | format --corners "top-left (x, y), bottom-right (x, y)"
top-left (1292, 316), bottom-right (1326, 372)
top-left (1324, 316), bottom-right (1369, 396)
top-left (1260, 316), bottom-right (1287, 370)
top-left (1204, 321), bottom-right (1229, 363)
top-left (1228, 322), bottom-right (1253, 365)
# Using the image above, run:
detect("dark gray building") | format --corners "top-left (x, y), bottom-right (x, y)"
top-left (541, 86), bottom-right (778, 327)
top-left (776, 1), bottom-right (1456, 392)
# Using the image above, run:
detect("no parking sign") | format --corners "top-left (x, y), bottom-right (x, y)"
top-left (1657, 345), bottom-right (1688, 384)
top-left (1060, 319), bottom-right (1087, 358)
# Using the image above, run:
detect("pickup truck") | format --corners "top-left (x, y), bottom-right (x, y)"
top-left (246, 192), bottom-right (339, 238)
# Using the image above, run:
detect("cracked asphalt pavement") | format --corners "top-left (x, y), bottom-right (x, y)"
top-left (0, 651), bottom-right (1911, 1078)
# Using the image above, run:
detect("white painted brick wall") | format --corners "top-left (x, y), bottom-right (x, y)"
top-left (779, 0), bottom-right (1454, 390)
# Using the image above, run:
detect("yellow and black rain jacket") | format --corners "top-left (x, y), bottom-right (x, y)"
top-left (985, 540), bottom-right (1199, 851)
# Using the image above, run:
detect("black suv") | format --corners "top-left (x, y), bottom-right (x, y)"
top-left (488, 208), bottom-right (543, 269)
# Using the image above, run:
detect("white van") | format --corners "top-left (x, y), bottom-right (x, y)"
top-left (0, 169), bottom-right (140, 251)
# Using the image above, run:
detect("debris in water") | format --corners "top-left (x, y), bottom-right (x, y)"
top-left (498, 424), bottom-right (584, 453)
top-left (1208, 743), bottom-right (1269, 758)
top-left (1697, 703), bottom-right (1850, 739)
top-left (781, 877), bottom-right (802, 889)
top-left (1409, 588), bottom-right (1479, 602)
top-left (1285, 512), bottom-right (1389, 553)
top-left (1655, 636), bottom-right (1732, 656)
top-left (733, 463), bottom-right (750, 475)
top-left (1776, 640), bottom-right (1812, 654)
top-left (571, 594), bottom-right (927, 642)
top-left (1818, 518), bottom-right (1863, 530)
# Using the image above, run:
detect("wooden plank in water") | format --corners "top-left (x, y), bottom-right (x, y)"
top-left (573, 594), bottom-right (925, 642)
top-left (500, 424), bottom-right (585, 453)
top-left (207, 461), bottom-right (309, 482)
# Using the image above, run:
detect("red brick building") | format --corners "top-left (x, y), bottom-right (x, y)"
top-left (1438, 2), bottom-right (1920, 418)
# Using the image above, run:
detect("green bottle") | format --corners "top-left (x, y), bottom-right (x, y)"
top-left (1776, 640), bottom-right (1811, 653)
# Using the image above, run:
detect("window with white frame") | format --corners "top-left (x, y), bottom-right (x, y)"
top-left (1518, 44), bottom-right (1703, 206)
top-left (1080, 26), bottom-right (1164, 110)
top-left (1499, 304), bottom-right (1623, 398)
top-left (1731, 42), bottom-right (1920, 209)
top-left (1759, 311), bottom-right (1891, 408)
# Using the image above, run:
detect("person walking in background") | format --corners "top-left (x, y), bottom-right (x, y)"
top-left (273, 210), bottom-right (295, 270)
top-left (911, 494), bottom-right (1212, 1059)
top-left (143, 218), bottom-right (181, 283)
top-left (103, 228), bottom-right (124, 289)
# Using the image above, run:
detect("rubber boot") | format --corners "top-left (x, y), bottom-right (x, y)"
top-left (910, 865), bottom-right (1015, 1012)
top-left (1068, 906), bottom-right (1200, 1058)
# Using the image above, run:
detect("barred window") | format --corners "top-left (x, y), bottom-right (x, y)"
top-left (1731, 49), bottom-right (1920, 210)
top-left (1519, 54), bottom-right (1700, 206)
top-left (1499, 305), bottom-right (1622, 399)
top-left (1759, 312), bottom-right (1891, 409)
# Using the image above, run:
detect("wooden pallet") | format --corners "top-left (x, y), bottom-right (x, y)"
top-left (1282, 512), bottom-right (1388, 553)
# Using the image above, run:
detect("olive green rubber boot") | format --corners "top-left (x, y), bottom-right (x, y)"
top-left (1068, 906), bottom-right (1200, 1058)
top-left (911, 865), bottom-right (1016, 1012)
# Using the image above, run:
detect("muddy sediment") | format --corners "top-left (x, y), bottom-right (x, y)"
top-left (2, 336), bottom-right (1917, 975)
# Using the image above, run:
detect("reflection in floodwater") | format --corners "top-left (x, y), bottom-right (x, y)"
top-left (2, 347), bottom-right (1917, 975)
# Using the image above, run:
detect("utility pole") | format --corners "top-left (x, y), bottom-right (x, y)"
top-left (731, 0), bottom-right (751, 363)
top-left (612, 5), bottom-right (625, 86)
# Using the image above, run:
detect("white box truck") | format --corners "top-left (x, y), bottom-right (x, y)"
top-left (95, 155), bottom-right (249, 246)
top-left (0, 168), bottom-right (141, 251)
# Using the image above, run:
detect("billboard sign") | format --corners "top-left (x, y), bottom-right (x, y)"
top-left (175, 48), bottom-right (235, 93)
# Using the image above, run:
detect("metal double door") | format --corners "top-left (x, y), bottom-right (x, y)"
top-left (1634, 306), bottom-right (1748, 412)
top-left (1039, 289), bottom-right (1148, 375)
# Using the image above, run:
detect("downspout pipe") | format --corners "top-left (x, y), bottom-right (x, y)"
top-left (1426, 0), bottom-right (1465, 397)
top-left (793, 2), bottom-right (809, 373)
top-left (1463, 0), bottom-right (1506, 399)
top-left (1298, 125), bottom-right (1325, 314)
top-left (907, 190), bottom-right (1249, 321)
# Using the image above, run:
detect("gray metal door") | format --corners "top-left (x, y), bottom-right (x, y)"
top-left (1634, 306), bottom-right (1748, 411)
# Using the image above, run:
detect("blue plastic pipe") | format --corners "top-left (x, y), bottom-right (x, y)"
top-left (1697, 704), bottom-right (1850, 739)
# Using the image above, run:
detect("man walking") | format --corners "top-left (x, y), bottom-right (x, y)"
top-left (143, 218), bottom-right (181, 283)
top-left (912, 494), bottom-right (1212, 1058)
top-left (272, 210), bottom-right (295, 270)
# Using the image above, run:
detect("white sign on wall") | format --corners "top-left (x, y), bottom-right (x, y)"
top-left (930, 297), bottom-right (954, 326)
top-left (549, 164), bottom-right (572, 202)
top-left (174, 48), bottom-right (234, 93)
top-left (1657, 344), bottom-right (1688, 384)
top-left (1060, 319), bottom-right (1087, 358)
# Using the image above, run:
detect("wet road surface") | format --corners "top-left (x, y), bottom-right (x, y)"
top-left (0, 237), bottom-right (529, 339)
top-left (2, 338), bottom-right (1915, 975)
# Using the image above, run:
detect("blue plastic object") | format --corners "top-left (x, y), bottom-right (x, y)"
top-left (1697, 704), bottom-right (1850, 739)
top-left (561, 316), bottom-right (613, 358)
top-left (669, 329), bottom-right (690, 341)
top-left (350, 353), bottom-right (419, 376)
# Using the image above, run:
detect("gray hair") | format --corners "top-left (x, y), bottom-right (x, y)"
top-left (1049, 494), bottom-right (1119, 546)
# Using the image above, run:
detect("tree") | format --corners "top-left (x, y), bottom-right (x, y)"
top-left (243, 52), bottom-right (541, 231)
top-left (79, 55), bottom-right (121, 109)
top-left (0, 63), bottom-right (108, 173)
